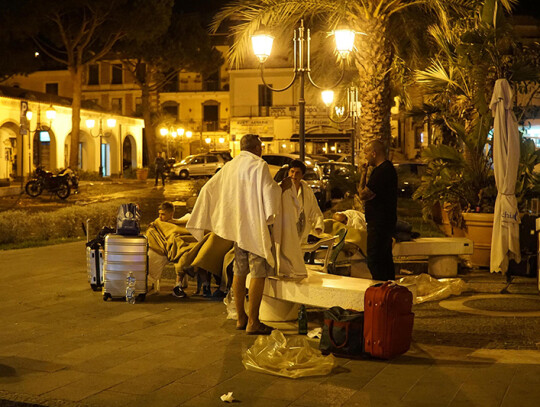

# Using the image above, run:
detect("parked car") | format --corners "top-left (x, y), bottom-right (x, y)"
top-left (394, 162), bottom-right (427, 197)
top-left (318, 153), bottom-right (349, 162)
top-left (261, 153), bottom-right (317, 178)
top-left (274, 164), bottom-right (331, 210)
top-left (207, 150), bottom-right (233, 162)
top-left (318, 161), bottom-right (359, 199)
top-left (171, 153), bottom-right (229, 179)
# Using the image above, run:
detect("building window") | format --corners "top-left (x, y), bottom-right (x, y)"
top-left (88, 64), bottom-right (99, 85)
top-left (111, 98), bottom-right (123, 114)
top-left (112, 63), bottom-right (123, 84)
top-left (162, 102), bottom-right (179, 118)
top-left (78, 142), bottom-right (83, 169)
top-left (203, 103), bottom-right (219, 131)
top-left (203, 71), bottom-right (219, 91)
top-left (45, 83), bottom-right (58, 95)
top-left (258, 84), bottom-right (272, 116)
top-left (135, 97), bottom-right (142, 116)
top-left (415, 127), bottom-right (424, 149)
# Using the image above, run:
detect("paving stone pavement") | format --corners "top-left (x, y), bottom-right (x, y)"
top-left (1, 241), bottom-right (539, 407)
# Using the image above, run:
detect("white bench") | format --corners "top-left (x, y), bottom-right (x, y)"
top-left (256, 266), bottom-right (417, 321)
top-left (393, 237), bottom-right (473, 277)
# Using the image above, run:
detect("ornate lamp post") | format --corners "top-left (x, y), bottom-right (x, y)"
top-left (160, 126), bottom-right (192, 159)
top-left (251, 20), bottom-right (355, 161)
top-left (321, 87), bottom-right (360, 165)
top-left (86, 117), bottom-right (116, 177)
top-left (25, 104), bottom-right (57, 173)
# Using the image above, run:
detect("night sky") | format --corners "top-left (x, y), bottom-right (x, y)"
top-left (514, 0), bottom-right (540, 18)
top-left (181, 0), bottom-right (540, 22)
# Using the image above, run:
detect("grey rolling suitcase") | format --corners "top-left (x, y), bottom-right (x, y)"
top-left (86, 246), bottom-right (104, 291)
top-left (103, 234), bottom-right (148, 301)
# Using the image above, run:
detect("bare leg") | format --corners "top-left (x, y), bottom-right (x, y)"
top-left (246, 277), bottom-right (265, 331)
top-left (232, 274), bottom-right (248, 329)
top-left (175, 271), bottom-right (185, 286)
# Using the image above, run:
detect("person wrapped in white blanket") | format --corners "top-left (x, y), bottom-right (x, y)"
top-left (187, 134), bottom-right (292, 335)
top-left (286, 160), bottom-right (324, 243)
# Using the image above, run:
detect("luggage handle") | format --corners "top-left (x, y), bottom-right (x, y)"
top-left (326, 320), bottom-right (349, 349)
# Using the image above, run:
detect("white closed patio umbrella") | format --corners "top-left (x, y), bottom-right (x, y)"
top-left (490, 78), bottom-right (521, 274)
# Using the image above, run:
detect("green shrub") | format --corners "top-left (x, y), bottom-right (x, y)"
top-left (0, 202), bottom-right (118, 246)
top-left (77, 170), bottom-right (105, 181)
top-left (122, 167), bottom-right (137, 179)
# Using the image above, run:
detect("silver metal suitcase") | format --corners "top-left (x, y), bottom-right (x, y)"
top-left (86, 246), bottom-right (104, 291)
top-left (103, 234), bottom-right (148, 301)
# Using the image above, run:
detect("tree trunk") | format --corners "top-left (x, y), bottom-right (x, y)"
top-left (141, 85), bottom-right (155, 164)
top-left (355, 17), bottom-right (393, 156)
top-left (69, 67), bottom-right (82, 169)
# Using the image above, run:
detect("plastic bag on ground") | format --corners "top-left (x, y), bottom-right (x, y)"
top-left (223, 291), bottom-right (237, 320)
top-left (242, 329), bottom-right (337, 379)
top-left (397, 273), bottom-right (467, 303)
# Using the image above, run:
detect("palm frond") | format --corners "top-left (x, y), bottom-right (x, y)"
top-left (211, 0), bottom-right (346, 68)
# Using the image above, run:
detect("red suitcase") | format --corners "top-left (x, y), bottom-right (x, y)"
top-left (364, 282), bottom-right (414, 359)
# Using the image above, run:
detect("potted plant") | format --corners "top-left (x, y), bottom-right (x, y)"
top-left (136, 167), bottom-right (149, 181)
top-left (412, 0), bottom-right (540, 267)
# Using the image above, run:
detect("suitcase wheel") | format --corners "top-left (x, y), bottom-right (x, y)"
top-left (103, 293), bottom-right (111, 301)
top-left (137, 294), bottom-right (146, 302)
top-left (90, 284), bottom-right (101, 292)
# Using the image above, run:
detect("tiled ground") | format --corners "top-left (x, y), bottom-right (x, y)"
top-left (1, 242), bottom-right (539, 407)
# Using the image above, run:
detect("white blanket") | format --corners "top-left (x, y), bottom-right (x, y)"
top-left (274, 187), bottom-right (307, 278)
top-left (298, 180), bottom-right (324, 244)
top-left (187, 151), bottom-right (281, 268)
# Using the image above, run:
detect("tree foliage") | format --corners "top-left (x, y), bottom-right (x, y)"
top-left (1, 0), bottom-right (174, 169)
top-left (413, 0), bottom-right (540, 225)
top-left (115, 11), bottom-right (223, 162)
top-left (211, 0), bottom-right (474, 149)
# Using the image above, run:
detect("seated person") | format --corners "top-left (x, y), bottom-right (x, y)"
top-left (286, 160), bottom-right (324, 243)
top-left (333, 209), bottom-right (366, 231)
top-left (332, 209), bottom-right (417, 246)
top-left (145, 201), bottom-right (196, 298)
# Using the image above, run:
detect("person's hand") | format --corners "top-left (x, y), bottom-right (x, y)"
top-left (280, 177), bottom-right (292, 191)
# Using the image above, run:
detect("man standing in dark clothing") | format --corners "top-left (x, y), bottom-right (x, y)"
top-left (154, 152), bottom-right (167, 187)
top-left (359, 140), bottom-right (397, 281)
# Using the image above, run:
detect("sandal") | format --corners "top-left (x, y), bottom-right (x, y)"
top-left (246, 323), bottom-right (274, 335)
top-left (236, 321), bottom-right (248, 330)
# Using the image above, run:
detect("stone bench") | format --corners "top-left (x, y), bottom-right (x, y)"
top-left (257, 266), bottom-right (417, 321)
top-left (393, 237), bottom-right (473, 277)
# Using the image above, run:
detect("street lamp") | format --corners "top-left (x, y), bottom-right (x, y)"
top-left (160, 126), bottom-right (190, 159)
top-left (25, 104), bottom-right (57, 173)
top-left (86, 117), bottom-right (116, 177)
top-left (252, 19), bottom-right (355, 161)
top-left (321, 87), bottom-right (361, 165)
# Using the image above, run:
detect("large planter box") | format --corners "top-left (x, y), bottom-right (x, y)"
top-left (136, 168), bottom-right (148, 181)
top-left (436, 204), bottom-right (493, 268)
top-left (461, 212), bottom-right (494, 268)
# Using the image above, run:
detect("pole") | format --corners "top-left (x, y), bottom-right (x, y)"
top-left (119, 124), bottom-right (123, 177)
top-left (350, 119), bottom-right (355, 166)
top-left (20, 133), bottom-right (24, 189)
top-left (298, 22), bottom-right (306, 162)
top-left (99, 133), bottom-right (103, 177)
top-left (299, 71), bottom-right (306, 162)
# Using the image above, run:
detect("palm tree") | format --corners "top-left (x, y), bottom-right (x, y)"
top-left (412, 0), bottom-right (540, 224)
top-left (211, 0), bottom-right (473, 149)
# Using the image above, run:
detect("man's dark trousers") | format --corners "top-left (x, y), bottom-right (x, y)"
top-left (155, 170), bottom-right (165, 186)
top-left (367, 224), bottom-right (395, 281)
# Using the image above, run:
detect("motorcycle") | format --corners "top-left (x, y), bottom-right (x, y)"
top-left (25, 166), bottom-right (71, 200)
top-left (58, 167), bottom-right (80, 194)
